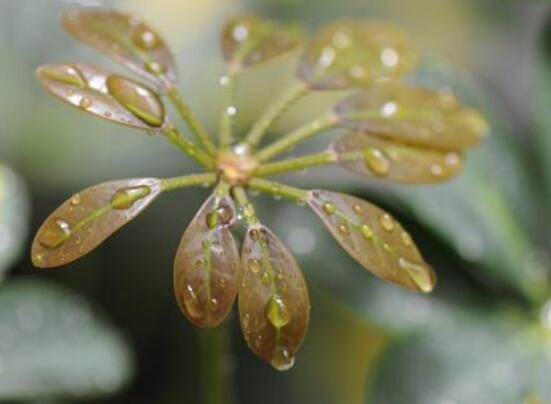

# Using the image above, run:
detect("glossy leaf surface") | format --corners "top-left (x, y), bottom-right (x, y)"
top-left (239, 225), bottom-right (310, 371)
top-left (62, 8), bottom-right (176, 91)
top-left (222, 14), bottom-right (303, 70)
top-left (298, 21), bottom-right (417, 90)
top-left (174, 193), bottom-right (240, 328)
top-left (308, 190), bottom-right (435, 293)
top-left (335, 84), bottom-right (489, 150)
top-left (332, 131), bottom-right (463, 183)
top-left (37, 64), bottom-right (166, 130)
top-left (32, 178), bottom-right (162, 268)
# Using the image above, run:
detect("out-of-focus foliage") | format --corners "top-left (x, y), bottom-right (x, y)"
top-left (0, 165), bottom-right (28, 280)
top-left (0, 279), bottom-right (133, 400)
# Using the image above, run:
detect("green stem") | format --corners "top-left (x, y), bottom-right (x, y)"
top-left (164, 125), bottom-right (214, 169)
top-left (255, 112), bottom-right (338, 162)
top-left (218, 72), bottom-right (238, 148)
top-left (160, 173), bottom-right (217, 192)
top-left (255, 151), bottom-right (337, 177)
top-left (245, 80), bottom-right (309, 148)
top-left (248, 178), bottom-right (308, 203)
top-left (232, 186), bottom-right (259, 225)
top-left (198, 322), bottom-right (234, 404)
top-left (167, 86), bottom-right (217, 156)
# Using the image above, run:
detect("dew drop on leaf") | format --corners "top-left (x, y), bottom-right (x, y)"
top-left (38, 218), bottom-right (72, 249)
top-left (110, 185), bottom-right (152, 210)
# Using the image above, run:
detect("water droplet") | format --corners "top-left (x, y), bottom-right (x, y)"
top-left (70, 193), bottom-right (81, 207)
top-left (360, 224), bottom-right (373, 239)
top-left (401, 231), bottom-right (412, 247)
top-left (110, 185), bottom-right (151, 210)
top-left (380, 46), bottom-right (399, 67)
top-left (195, 259), bottom-right (206, 270)
top-left (399, 258), bottom-right (435, 293)
top-left (332, 31), bottom-right (351, 48)
top-left (79, 97), bottom-right (92, 110)
top-left (261, 272), bottom-right (272, 285)
top-left (183, 284), bottom-right (203, 320)
top-left (132, 27), bottom-right (161, 50)
top-left (106, 75), bottom-right (165, 127)
top-left (338, 222), bottom-right (350, 235)
top-left (270, 346), bottom-right (295, 371)
top-left (209, 298), bottom-right (219, 311)
top-left (322, 202), bottom-right (337, 215)
top-left (364, 148), bottom-right (390, 176)
top-left (38, 218), bottom-right (72, 249)
top-left (319, 46), bottom-right (336, 68)
top-left (379, 214), bottom-right (394, 231)
top-left (266, 295), bottom-right (292, 329)
top-left (381, 101), bottom-right (397, 117)
top-left (352, 204), bottom-right (363, 215)
top-left (219, 278), bottom-right (227, 289)
top-left (206, 204), bottom-right (233, 229)
top-left (145, 61), bottom-right (165, 76)
top-left (250, 229), bottom-right (259, 240)
top-left (232, 24), bottom-right (249, 42)
top-left (445, 152), bottom-right (460, 167)
top-left (226, 105), bottom-right (237, 116)
top-left (248, 258), bottom-right (261, 274)
top-left (219, 75), bottom-right (230, 87)
top-left (430, 164), bottom-right (444, 177)
top-left (41, 64), bottom-right (86, 87)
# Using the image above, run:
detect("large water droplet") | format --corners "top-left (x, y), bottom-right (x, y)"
top-left (38, 218), bottom-right (72, 249)
top-left (110, 185), bottom-right (151, 210)
top-left (132, 27), bottom-right (161, 50)
top-left (106, 74), bottom-right (165, 127)
top-left (322, 202), bottom-right (337, 215)
top-left (379, 214), bottom-right (395, 232)
top-left (401, 231), bottom-right (412, 247)
top-left (364, 147), bottom-right (390, 176)
top-left (266, 295), bottom-right (292, 329)
top-left (41, 64), bottom-right (86, 87)
top-left (79, 97), bottom-right (92, 110)
top-left (183, 284), bottom-right (204, 320)
top-left (145, 61), bottom-right (166, 76)
top-left (270, 346), bottom-right (295, 371)
top-left (248, 258), bottom-right (261, 274)
top-left (360, 224), bottom-right (373, 239)
top-left (70, 193), bottom-right (81, 207)
top-left (399, 258), bottom-right (435, 293)
top-left (206, 205), bottom-right (233, 229)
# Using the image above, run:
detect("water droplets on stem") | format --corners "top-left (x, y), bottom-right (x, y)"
top-left (110, 185), bottom-right (151, 210)
top-left (38, 218), bottom-right (72, 249)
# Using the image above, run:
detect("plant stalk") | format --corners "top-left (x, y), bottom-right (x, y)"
top-left (198, 322), bottom-right (234, 404)
top-left (164, 126), bottom-right (214, 169)
top-left (167, 86), bottom-right (217, 156)
top-left (160, 173), bottom-right (216, 192)
top-left (255, 112), bottom-right (338, 162)
top-left (255, 151), bottom-right (337, 177)
top-left (248, 177), bottom-right (309, 202)
top-left (245, 80), bottom-right (309, 148)
top-left (218, 72), bottom-right (238, 148)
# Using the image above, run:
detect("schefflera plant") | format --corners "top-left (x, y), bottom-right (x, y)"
top-left (31, 9), bottom-right (488, 371)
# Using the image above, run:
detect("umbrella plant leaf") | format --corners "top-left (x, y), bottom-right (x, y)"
top-left (37, 63), bottom-right (167, 130)
top-left (307, 190), bottom-right (436, 293)
top-left (62, 8), bottom-right (176, 91)
top-left (298, 21), bottom-right (417, 90)
top-left (173, 193), bottom-right (241, 328)
top-left (222, 14), bottom-right (303, 71)
top-left (238, 224), bottom-right (310, 371)
top-left (334, 83), bottom-right (489, 150)
top-left (332, 131), bottom-right (464, 183)
top-left (31, 178), bottom-right (162, 268)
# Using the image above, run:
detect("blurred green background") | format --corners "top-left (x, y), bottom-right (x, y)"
top-left (1, 0), bottom-right (551, 403)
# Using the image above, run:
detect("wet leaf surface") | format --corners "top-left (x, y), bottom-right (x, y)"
top-left (37, 63), bottom-right (166, 130)
top-left (0, 278), bottom-right (132, 400)
top-left (173, 193), bottom-right (240, 328)
top-left (62, 8), bottom-right (176, 91)
top-left (334, 84), bottom-right (489, 150)
top-left (298, 21), bottom-right (417, 90)
top-left (32, 178), bottom-right (162, 268)
top-left (307, 190), bottom-right (435, 293)
top-left (0, 165), bottom-right (28, 279)
top-left (332, 131), bottom-right (464, 183)
top-left (239, 225), bottom-right (310, 371)
top-left (222, 14), bottom-right (303, 70)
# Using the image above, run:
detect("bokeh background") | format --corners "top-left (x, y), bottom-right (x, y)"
top-left (1, 0), bottom-right (551, 403)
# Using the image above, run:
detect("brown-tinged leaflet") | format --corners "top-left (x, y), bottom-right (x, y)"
top-left (62, 9), bottom-right (176, 91)
top-left (173, 193), bottom-right (241, 328)
top-left (332, 131), bottom-right (464, 183)
top-left (238, 225), bottom-right (310, 371)
top-left (307, 190), bottom-right (436, 293)
top-left (37, 63), bottom-right (166, 130)
top-left (334, 83), bottom-right (489, 150)
top-left (222, 14), bottom-right (303, 72)
top-left (32, 178), bottom-right (162, 268)
top-left (298, 21), bottom-right (417, 90)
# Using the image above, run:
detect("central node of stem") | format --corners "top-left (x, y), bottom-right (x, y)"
top-left (216, 143), bottom-right (258, 186)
